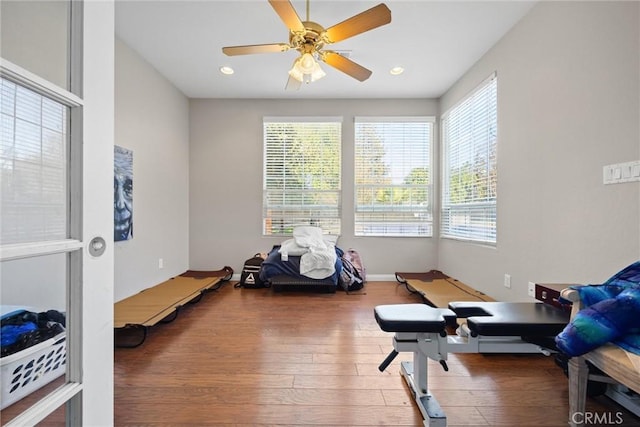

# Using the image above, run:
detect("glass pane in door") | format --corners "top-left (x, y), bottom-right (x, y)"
top-left (0, 253), bottom-right (68, 424)
top-left (0, 1), bottom-right (69, 90)
top-left (1, 77), bottom-right (68, 244)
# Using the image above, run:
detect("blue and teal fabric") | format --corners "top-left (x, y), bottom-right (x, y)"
top-left (555, 261), bottom-right (640, 357)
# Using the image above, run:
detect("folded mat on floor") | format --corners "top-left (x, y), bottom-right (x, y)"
top-left (395, 270), bottom-right (494, 308)
top-left (114, 267), bottom-right (232, 328)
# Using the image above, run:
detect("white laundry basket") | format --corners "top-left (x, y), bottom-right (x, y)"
top-left (1, 332), bottom-right (66, 409)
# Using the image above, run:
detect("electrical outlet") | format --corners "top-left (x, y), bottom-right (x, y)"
top-left (504, 274), bottom-right (511, 288)
top-left (528, 281), bottom-right (536, 297)
top-left (158, 258), bottom-right (164, 269)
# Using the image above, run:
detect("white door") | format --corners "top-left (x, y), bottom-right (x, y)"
top-left (0, 1), bottom-right (114, 425)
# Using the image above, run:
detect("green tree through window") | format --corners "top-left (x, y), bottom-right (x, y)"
top-left (263, 118), bottom-right (341, 235)
top-left (441, 73), bottom-right (498, 243)
top-left (354, 117), bottom-right (433, 237)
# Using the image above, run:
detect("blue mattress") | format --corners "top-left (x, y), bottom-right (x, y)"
top-left (259, 245), bottom-right (343, 286)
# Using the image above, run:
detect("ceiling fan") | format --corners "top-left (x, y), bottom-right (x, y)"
top-left (222, 0), bottom-right (392, 90)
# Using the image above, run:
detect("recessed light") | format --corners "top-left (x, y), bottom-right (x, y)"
top-left (220, 66), bottom-right (234, 75)
top-left (390, 66), bottom-right (404, 76)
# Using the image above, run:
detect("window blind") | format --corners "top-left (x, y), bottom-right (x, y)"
top-left (441, 74), bottom-right (497, 244)
top-left (354, 117), bottom-right (433, 237)
top-left (263, 117), bottom-right (341, 235)
top-left (1, 77), bottom-right (68, 244)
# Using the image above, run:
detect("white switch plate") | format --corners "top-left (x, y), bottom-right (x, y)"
top-left (159, 258), bottom-right (164, 269)
top-left (504, 274), bottom-right (511, 288)
top-left (528, 281), bottom-right (536, 297)
top-left (603, 160), bottom-right (640, 184)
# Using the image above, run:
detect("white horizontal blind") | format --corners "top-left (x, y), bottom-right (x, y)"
top-left (354, 117), bottom-right (433, 237)
top-left (441, 74), bottom-right (498, 244)
top-left (1, 77), bottom-right (68, 244)
top-left (263, 118), bottom-right (341, 235)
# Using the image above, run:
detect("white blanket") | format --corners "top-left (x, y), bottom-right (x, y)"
top-left (279, 226), bottom-right (337, 279)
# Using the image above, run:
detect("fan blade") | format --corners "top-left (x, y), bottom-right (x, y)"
top-left (285, 74), bottom-right (302, 91)
top-left (324, 3), bottom-right (391, 43)
top-left (321, 51), bottom-right (372, 82)
top-left (223, 43), bottom-right (291, 56)
top-left (268, 0), bottom-right (305, 32)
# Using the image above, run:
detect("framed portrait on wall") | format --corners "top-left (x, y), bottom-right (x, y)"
top-left (114, 145), bottom-right (133, 241)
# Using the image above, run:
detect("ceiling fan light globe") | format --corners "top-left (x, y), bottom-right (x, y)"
top-left (288, 65), bottom-right (305, 82)
top-left (299, 53), bottom-right (317, 73)
top-left (309, 61), bottom-right (326, 81)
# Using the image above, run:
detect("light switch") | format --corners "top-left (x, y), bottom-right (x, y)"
top-left (613, 167), bottom-right (622, 179)
top-left (603, 165), bottom-right (615, 184)
top-left (604, 161), bottom-right (640, 184)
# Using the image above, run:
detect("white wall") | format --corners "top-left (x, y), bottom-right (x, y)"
top-left (114, 38), bottom-right (190, 301)
top-left (438, 1), bottom-right (640, 301)
top-left (189, 98), bottom-right (438, 276)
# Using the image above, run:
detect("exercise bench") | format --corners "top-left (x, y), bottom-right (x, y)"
top-left (374, 301), bottom-right (570, 427)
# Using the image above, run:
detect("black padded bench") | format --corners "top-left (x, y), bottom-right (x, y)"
top-left (375, 303), bottom-right (456, 333)
top-left (374, 300), bottom-right (571, 427)
top-left (448, 301), bottom-right (570, 337)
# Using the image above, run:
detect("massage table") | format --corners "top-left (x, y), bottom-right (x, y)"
top-left (374, 301), bottom-right (570, 427)
top-left (114, 267), bottom-right (233, 347)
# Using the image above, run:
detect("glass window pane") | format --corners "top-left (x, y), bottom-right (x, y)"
top-left (0, 253), bottom-right (68, 419)
top-left (354, 118), bottom-right (433, 237)
top-left (0, 376), bottom-right (66, 425)
top-left (0, 1), bottom-right (69, 90)
top-left (263, 119), bottom-right (342, 236)
top-left (441, 75), bottom-right (498, 244)
top-left (1, 78), bottom-right (68, 244)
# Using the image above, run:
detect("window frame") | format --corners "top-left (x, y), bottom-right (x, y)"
top-left (354, 116), bottom-right (434, 238)
top-left (262, 116), bottom-right (342, 236)
top-left (440, 72), bottom-right (498, 245)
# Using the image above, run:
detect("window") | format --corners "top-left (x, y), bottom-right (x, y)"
top-left (354, 117), bottom-right (433, 237)
top-left (441, 73), bottom-right (498, 244)
top-left (1, 78), bottom-right (68, 244)
top-left (263, 117), bottom-right (341, 235)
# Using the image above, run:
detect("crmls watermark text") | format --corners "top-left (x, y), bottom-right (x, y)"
top-left (571, 412), bottom-right (624, 425)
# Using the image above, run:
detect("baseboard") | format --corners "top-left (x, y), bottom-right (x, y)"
top-left (366, 274), bottom-right (397, 281)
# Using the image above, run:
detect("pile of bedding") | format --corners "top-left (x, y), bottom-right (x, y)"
top-left (279, 226), bottom-right (338, 279)
top-left (259, 226), bottom-right (343, 285)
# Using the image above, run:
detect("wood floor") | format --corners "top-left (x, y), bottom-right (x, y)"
top-left (113, 281), bottom-right (640, 427)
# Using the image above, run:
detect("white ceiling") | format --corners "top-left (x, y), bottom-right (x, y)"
top-left (114, 0), bottom-right (536, 99)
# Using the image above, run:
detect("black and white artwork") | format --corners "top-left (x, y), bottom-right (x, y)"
top-left (114, 145), bottom-right (133, 241)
